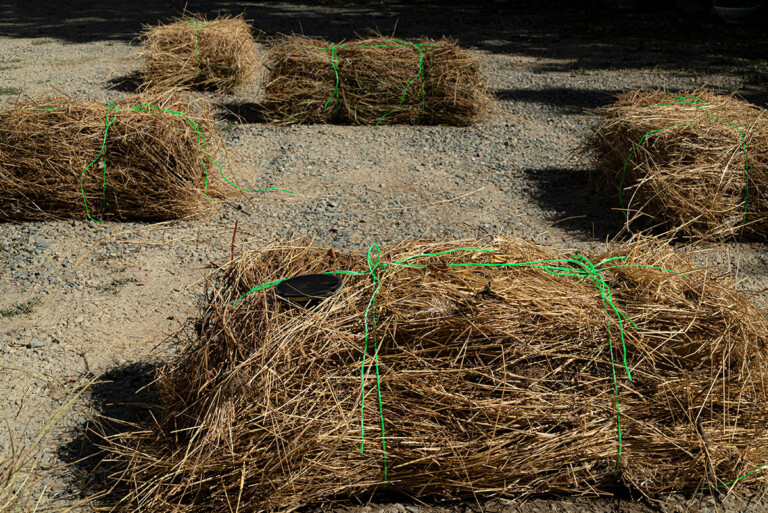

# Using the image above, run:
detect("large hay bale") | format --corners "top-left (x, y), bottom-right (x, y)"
top-left (0, 94), bottom-right (229, 221)
top-left (585, 90), bottom-right (768, 240)
top-left (262, 35), bottom-right (491, 125)
top-left (105, 237), bottom-right (768, 512)
top-left (140, 15), bottom-right (258, 93)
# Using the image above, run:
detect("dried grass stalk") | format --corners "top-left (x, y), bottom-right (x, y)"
top-left (0, 93), bottom-right (229, 221)
top-left (140, 14), bottom-right (258, 93)
top-left (584, 90), bottom-right (768, 240)
top-left (262, 35), bottom-right (491, 125)
top-left (104, 236), bottom-right (768, 512)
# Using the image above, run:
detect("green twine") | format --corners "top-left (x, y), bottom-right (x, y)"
top-left (361, 244), bottom-right (388, 482)
top-left (75, 102), bottom-right (292, 221)
top-left (80, 103), bottom-right (118, 223)
top-left (619, 94), bottom-right (750, 227)
top-left (699, 464), bottom-right (768, 491)
top-left (314, 39), bottom-right (441, 125)
top-left (322, 43), bottom-right (341, 110)
top-left (187, 20), bottom-right (205, 79)
top-left (232, 244), bottom-right (693, 479)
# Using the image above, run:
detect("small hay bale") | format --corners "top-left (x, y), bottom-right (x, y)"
top-left (105, 237), bottom-right (768, 512)
top-left (140, 14), bottom-right (258, 93)
top-left (0, 94), bottom-right (229, 221)
top-left (584, 90), bottom-right (768, 240)
top-left (262, 35), bottom-right (491, 125)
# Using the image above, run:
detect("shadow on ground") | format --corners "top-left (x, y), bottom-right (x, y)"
top-left (58, 361), bottom-right (160, 504)
top-left (1, 0), bottom-right (766, 82)
top-left (106, 71), bottom-right (143, 93)
top-left (495, 87), bottom-right (625, 114)
top-left (526, 167), bottom-right (627, 241)
top-left (220, 101), bottom-right (269, 123)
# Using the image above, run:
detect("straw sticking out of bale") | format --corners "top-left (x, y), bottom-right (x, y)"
top-left (103, 236), bottom-right (768, 512)
top-left (140, 14), bottom-right (258, 93)
top-left (584, 90), bottom-right (768, 240)
top-left (0, 94), bottom-right (230, 221)
top-left (262, 35), bottom-right (491, 125)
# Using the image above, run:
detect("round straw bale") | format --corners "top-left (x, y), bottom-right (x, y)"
top-left (262, 35), bottom-right (492, 125)
top-left (140, 14), bottom-right (258, 93)
top-left (584, 90), bottom-right (768, 240)
top-left (103, 236), bottom-right (768, 512)
top-left (0, 93), bottom-right (230, 221)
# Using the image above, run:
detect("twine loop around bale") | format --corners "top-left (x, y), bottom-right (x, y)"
top-left (361, 243), bottom-right (387, 480)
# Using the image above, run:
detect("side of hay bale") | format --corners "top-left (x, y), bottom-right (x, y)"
top-left (103, 237), bottom-right (768, 512)
top-left (140, 14), bottom-right (258, 93)
top-left (0, 94), bottom-right (230, 221)
top-left (262, 35), bottom-right (491, 125)
top-left (584, 90), bottom-right (768, 240)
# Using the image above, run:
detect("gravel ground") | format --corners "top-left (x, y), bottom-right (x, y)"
top-left (1, 1), bottom-right (767, 512)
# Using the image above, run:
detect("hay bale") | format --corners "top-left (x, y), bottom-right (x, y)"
top-left (104, 237), bottom-right (768, 512)
top-left (585, 90), bottom-right (768, 240)
top-left (140, 15), bottom-right (258, 93)
top-left (0, 94), bottom-right (229, 221)
top-left (262, 35), bottom-right (491, 125)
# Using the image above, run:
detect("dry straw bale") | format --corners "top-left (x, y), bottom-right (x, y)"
top-left (262, 35), bottom-right (491, 125)
top-left (104, 236), bottom-right (768, 512)
top-left (0, 93), bottom-right (229, 221)
top-left (140, 14), bottom-right (258, 93)
top-left (585, 90), bottom-right (768, 240)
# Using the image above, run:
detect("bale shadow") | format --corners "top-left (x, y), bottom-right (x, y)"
top-left (106, 71), bottom-right (143, 93)
top-left (526, 167), bottom-right (626, 241)
top-left (58, 361), bottom-right (161, 501)
top-left (494, 87), bottom-right (623, 114)
top-left (219, 101), bottom-right (270, 123)
top-left (739, 88), bottom-right (768, 109)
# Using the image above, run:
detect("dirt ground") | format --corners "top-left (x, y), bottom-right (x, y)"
top-left (1, 1), bottom-right (768, 512)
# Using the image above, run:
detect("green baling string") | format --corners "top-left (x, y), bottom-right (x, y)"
top-left (232, 245), bottom-right (698, 480)
top-left (80, 103), bottom-right (118, 223)
top-left (187, 19), bottom-right (205, 78)
top-left (361, 244), bottom-right (387, 482)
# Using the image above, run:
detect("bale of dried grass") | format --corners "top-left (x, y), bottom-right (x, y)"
top-left (0, 93), bottom-right (229, 221)
top-left (584, 90), bottom-right (768, 240)
top-left (140, 14), bottom-right (258, 93)
top-left (104, 236), bottom-right (768, 512)
top-left (262, 35), bottom-right (491, 125)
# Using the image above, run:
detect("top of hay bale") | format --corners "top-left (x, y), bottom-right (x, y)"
top-left (139, 14), bottom-right (258, 94)
top-left (262, 34), bottom-right (492, 125)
